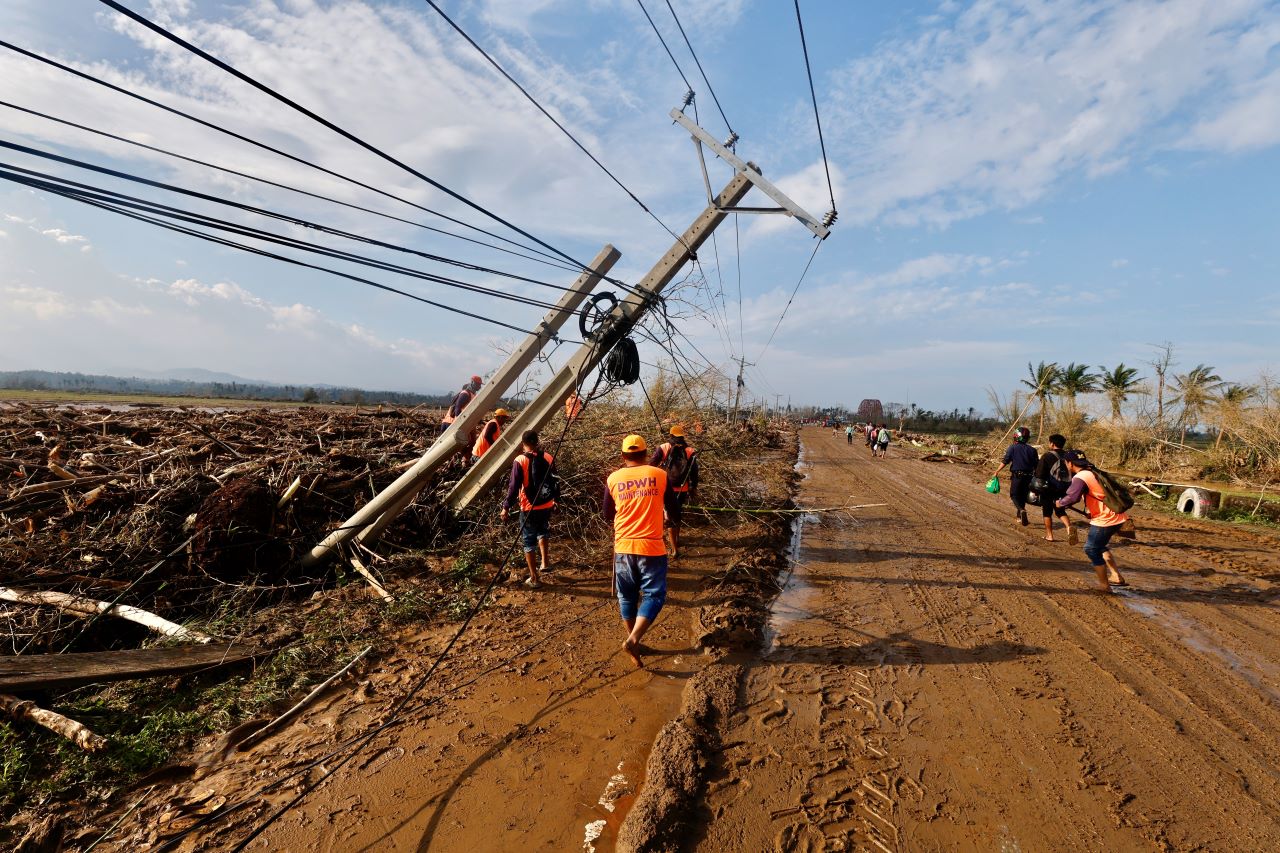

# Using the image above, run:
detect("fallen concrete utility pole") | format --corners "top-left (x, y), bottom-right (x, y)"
top-left (443, 171), bottom-right (755, 514)
top-left (303, 244), bottom-right (619, 565)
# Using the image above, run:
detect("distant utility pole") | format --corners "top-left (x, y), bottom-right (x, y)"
top-left (731, 355), bottom-right (750, 423)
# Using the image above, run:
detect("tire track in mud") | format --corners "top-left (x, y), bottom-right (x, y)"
top-left (693, 429), bottom-right (1280, 852)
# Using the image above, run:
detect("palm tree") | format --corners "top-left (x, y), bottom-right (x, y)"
top-left (1172, 364), bottom-right (1224, 443)
top-left (1098, 363), bottom-right (1142, 419)
top-left (1054, 362), bottom-right (1100, 411)
top-left (1213, 384), bottom-right (1257, 449)
top-left (1021, 361), bottom-right (1060, 442)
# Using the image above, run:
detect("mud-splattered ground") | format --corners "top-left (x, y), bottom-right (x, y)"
top-left (692, 427), bottom-right (1280, 852)
top-left (74, 442), bottom-right (793, 853)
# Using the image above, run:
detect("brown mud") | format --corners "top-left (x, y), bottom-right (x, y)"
top-left (693, 426), bottom-right (1280, 852)
top-left (69, 440), bottom-right (794, 852)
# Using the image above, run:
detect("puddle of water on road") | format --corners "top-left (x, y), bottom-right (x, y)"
top-left (764, 440), bottom-right (821, 654)
top-left (1116, 589), bottom-right (1280, 703)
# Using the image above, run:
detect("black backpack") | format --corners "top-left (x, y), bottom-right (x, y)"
top-left (1046, 450), bottom-right (1071, 486)
top-left (1091, 466), bottom-right (1134, 513)
top-left (522, 452), bottom-right (559, 506)
top-left (661, 444), bottom-right (695, 489)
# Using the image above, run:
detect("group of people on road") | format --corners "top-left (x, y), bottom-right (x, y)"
top-left (992, 427), bottom-right (1129, 592)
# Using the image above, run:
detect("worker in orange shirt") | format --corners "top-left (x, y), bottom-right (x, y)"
top-left (603, 434), bottom-right (672, 668)
top-left (565, 391), bottom-right (584, 423)
top-left (649, 425), bottom-right (698, 559)
top-left (440, 375), bottom-right (483, 432)
top-left (471, 408), bottom-right (511, 462)
top-left (1055, 450), bottom-right (1129, 592)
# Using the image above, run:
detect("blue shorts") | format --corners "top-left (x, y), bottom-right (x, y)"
top-left (519, 508), bottom-right (551, 553)
top-left (613, 553), bottom-right (668, 622)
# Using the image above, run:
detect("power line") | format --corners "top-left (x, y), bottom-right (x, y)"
top-left (792, 0), bottom-right (836, 214)
top-left (0, 39), bottom-right (578, 272)
top-left (755, 240), bottom-right (822, 363)
top-left (422, 0), bottom-right (688, 248)
top-left (1, 168), bottom-right (538, 336)
top-left (635, 0), bottom-right (694, 96)
top-left (662, 0), bottom-right (736, 143)
top-left (0, 138), bottom-right (585, 300)
top-left (0, 99), bottom-right (579, 273)
top-left (0, 162), bottom-right (571, 316)
top-left (96, 0), bottom-right (612, 284)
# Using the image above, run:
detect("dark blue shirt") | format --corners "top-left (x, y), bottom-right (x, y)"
top-left (1002, 443), bottom-right (1038, 474)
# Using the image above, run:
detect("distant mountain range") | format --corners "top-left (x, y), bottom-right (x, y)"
top-left (0, 369), bottom-right (448, 406)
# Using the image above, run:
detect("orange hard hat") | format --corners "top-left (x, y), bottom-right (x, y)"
top-left (494, 408), bottom-right (510, 418)
top-left (668, 424), bottom-right (686, 437)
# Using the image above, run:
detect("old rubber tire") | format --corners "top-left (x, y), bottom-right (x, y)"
top-left (1177, 487), bottom-right (1219, 518)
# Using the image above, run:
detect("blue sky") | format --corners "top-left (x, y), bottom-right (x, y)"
top-left (1, 0), bottom-right (1277, 411)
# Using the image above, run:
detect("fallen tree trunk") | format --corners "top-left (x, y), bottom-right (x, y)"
top-left (0, 587), bottom-right (211, 643)
top-left (0, 693), bottom-right (107, 752)
top-left (0, 643), bottom-right (261, 693)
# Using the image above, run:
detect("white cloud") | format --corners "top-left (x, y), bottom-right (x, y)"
top-left (822, 0), bottom-right (1280, 227)
top-left (2, 284), bottom-right (73, 320)
top-left (1111, 258), bottom-right (1129, 268)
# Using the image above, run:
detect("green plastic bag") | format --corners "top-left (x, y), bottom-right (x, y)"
top-left (985, 476), bottom-right (1001, 494)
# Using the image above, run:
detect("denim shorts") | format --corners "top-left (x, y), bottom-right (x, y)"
top-left (519, 508), bottom-right (551, 553)
top-left (613, 553), bottom-right (668, 622)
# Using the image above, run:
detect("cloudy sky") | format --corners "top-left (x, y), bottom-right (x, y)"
top-left (1, 0), bottom-right (1277, 409)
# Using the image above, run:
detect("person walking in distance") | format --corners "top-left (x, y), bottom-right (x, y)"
top-left (471, 408), bottom-right (512, 462)
top-left (992, 427), bottom-right (1038, 526)
top-left (865, 422), bottom-right (875, 449)
top-left (650, 425), bottom-right (699, 560)
top-left (1055, 450), bottom-right (1128, 592)
top-left (440, 375), bottom-right (483, 432)
top-left (604, 434), bottom-right (671, 668)
top-left (500, 430), bottom-right (556, 589)
top-left (845, 424), bottom-right (854, 444)
top-left (1035, 434), bottom-right (1077, 544)
top-left (875, 424), bottom-right (891, 458)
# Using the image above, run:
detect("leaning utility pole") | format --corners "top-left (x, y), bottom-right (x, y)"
top-left (444, 171), bottom-right (755, 513)
top-left (302, 245), bottom-right (619, 566)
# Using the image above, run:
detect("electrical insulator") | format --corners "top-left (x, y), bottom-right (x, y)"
top-left (821, 209), bottom-right (838, 228)
top-left (723, 131), bottom-right (739, 150)
top-left (681, 90), bottom-right (695, 109)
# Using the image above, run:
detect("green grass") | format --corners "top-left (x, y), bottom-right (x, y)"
top-left (0, 556), bottom-right (489, 826)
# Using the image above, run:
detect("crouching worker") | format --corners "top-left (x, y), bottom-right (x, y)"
top-left (501, 430), bottom-right (556, 589)
top-left (604, 434), bottom-right (671, 668)
top-left (1055, 450), bottom-right (1127, 593)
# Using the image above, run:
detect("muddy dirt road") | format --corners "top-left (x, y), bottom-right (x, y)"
top-left (695, 427), bottom-right (1280, 852)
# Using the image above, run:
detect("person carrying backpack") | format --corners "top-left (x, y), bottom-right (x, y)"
top-left (650, 425), bottom-right (699, 559)
top-left (1055, 450), bottom-right (1129, 592)
top-left (1034, 434), bottom-right (1077, 544)
top-left (501, 430), bottom-right (557, 588)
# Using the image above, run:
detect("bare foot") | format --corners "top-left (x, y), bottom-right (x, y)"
top-left (623, 639), bottom-right (644, 669)
top-left (1043, 535), bottom-right (1055, 541)
top-left (1095, 583), bottom-right (1114, 594)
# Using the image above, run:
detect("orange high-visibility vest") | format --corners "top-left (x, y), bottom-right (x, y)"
top-left (515, 452), bottom-right (556, 511)
top-left (657, 443), bottom-right (696, 492)
top-left (441, 388), bottom-right (473, 425)
top-left (472, 419), bottom-right (500, 458)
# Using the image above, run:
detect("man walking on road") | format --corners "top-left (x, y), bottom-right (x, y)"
top-left (1036, 434), bottom-right (1077, 544)
top-left (650, 425), bottom-right (698, 559)
top-left (604, 434), bottom-right (671, 668)
top-left (874, 424), bottom-right (891, 458)
top-left (501, 430), bottom-right (556, 589)
top-left (992, 427), bottom-right (1037, 526)
top-left (1056, 450), bottom-right (1128, 592)
top-left (845, 424), bottom-right (854, 444)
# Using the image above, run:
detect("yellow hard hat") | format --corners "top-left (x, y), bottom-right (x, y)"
top-left (621, 434), bottom-right (647, 452)
top-left (494, 408), bottom-right (511, 418)
top-left (668, 424), bottom-right (686, 437)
